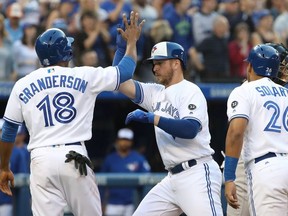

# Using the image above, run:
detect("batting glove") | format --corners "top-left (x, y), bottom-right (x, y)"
top-left (65, 150), bottom-right (94, 176)
top-left (125, 109), bottom-right (154, 125)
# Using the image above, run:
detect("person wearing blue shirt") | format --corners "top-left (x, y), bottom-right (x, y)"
top-left (100, 128), bottom-right (150, 216)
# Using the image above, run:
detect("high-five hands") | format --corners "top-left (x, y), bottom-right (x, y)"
top-left (117, 11), bottom-right (145, 44)
top-left (125, 109), bottom-right (154, 125)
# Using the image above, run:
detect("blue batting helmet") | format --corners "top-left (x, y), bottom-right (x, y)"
top-left (146, 41), bottom-right (187, 70)
top-left (35, 28), bottom-right (74, 67)
top-left (245, 44), bottom-right (280, 78)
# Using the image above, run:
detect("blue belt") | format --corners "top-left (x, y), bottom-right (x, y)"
top-left (254, 152), bottom-right (276, 163)
top-left (169, 159), bottom-right (197, 174)
top-left (52, 142), bottom-right (81, 148)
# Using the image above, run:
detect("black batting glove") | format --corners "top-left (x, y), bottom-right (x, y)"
top-left (65, 150), bottom-right (94, 176)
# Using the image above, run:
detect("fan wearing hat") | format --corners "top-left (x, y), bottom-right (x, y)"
top-left (100, 128), bottom-right (150, 216)
top-left (251, 9), bottom-right (280, 46)
top-left (4, 2), bottom-right (24, 42)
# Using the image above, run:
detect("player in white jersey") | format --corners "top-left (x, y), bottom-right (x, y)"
top-left (224, 44), bottom-right (288, 216)
top-left (114, 25), bottom-right (223, 215)
top-left (226, 43), bottom-right (288, 216)
top-left (0, 11), bottom-right (144, 216)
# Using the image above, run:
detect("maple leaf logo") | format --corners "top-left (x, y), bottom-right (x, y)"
top-left (152, 46), bottom-right (157, 54)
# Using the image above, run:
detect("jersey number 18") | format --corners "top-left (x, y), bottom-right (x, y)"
top-left (36, 92), bottom-right (77, 127)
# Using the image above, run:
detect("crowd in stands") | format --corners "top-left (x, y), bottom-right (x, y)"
top-left (0, 0), bottom-right (287, 83)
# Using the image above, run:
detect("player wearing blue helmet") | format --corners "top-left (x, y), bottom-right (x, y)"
top-left (35, 28), bottom-right (74, 67)
top-left (265, 43), bottom-right (288, 87)
top-left (225, 44), bottom-right (288, 215)
top-left (0, 11), bottom-right (144, 216)
top-left (114, 20), bottom-right (224, 214)
top-left (226, 43), bottom-right (288, 216)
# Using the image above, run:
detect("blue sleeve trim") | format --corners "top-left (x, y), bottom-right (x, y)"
top-left (3, 117), bottom-right (22, 125)
top-left (224, 156), bottom-right (239, 182)
top-left (118, 56), bottom-right (136, 83)
top-left (114, 66), bottom-right (120, 91)
top-left (230, 114), bottom-right (249, 122)
top-left (157, 118), bottom-right (201, 139)
top-left (1, 120), bottom-right (19, 143)
top-left (112, 48), bottom-right (125, 66)
top-left (132, 81), bottom-right (143, 104)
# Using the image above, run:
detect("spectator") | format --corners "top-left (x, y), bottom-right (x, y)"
top-left (71, 0), bottom-right (109, 33)
top-left (163, 0), bottom-right (194, 60)
top-left (265, 0), bottom-right (286, 19)
top-left (12, 23), bottom-right (39, 80)
top-left (228, 22), bottom-right (252, 79)
top-left (219, 0), bottom-right (243, 41)
top-left (45, 0), bottom-right (77, 34)
top-left (190, 15), bottom-right (230, 82)
top-left (238, 0), bottom-right (257, 33)
top-left (21, 0), bottom-right (41, 26)
top-left (100, 128), bottom-right (151, 216)
top-left (0, 13), bottom-right (15, 81)
top-left (192, 0), bottom-right (219, 46)
top-left (133, 0), bottom-right (159, 35)
top-left (4, 2), bottom-right (24, 42)
top-left (81, 50), bottom-right (99, 67)
top-left (251, 9), bottom-right (280, 46)
top-left (100, 0), bottom-right (132, 54)
top-left (73, 10), bottom-right (111, 67)
top-left (273, 0), bottom-right (288, 47)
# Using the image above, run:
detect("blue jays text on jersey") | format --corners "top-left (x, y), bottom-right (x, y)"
top-left (255, 85), bottom-right (288, 97)
top-left (153, 102), bottom-right (180, 119)
top-left (19, 75), bottom-right (88, 104)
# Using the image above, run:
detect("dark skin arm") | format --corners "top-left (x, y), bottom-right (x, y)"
top-left (225, 117), bottom-right (247, 209)
top-left (0, 141), bottom-right (15, 196)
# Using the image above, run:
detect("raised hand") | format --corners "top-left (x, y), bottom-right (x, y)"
top-left (117, 11), bottom-right (145, 44)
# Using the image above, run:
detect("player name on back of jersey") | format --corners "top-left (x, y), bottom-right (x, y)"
top-left (19, 75), bottom-right (88, 104)
top-left (255, 85), bottom-right (288, 97)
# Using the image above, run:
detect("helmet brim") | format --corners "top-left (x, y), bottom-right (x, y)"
top-left (145, 56), bottom-right (175, 62)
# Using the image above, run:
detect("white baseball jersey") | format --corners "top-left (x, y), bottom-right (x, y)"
top-left (136, 79), bottom-right (214, 169)
top-left (227, 77), bottom-right (288, 164)
top-left (4, 65), bottom-right (120, 151)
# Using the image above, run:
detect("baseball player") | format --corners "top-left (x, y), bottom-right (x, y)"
top-left (114, 24), bottom-right (223, 215)
top-left (100, 128), bottom-right (151, 216)
top-left (224, 44), bottom-right (288, 215)
top-left (0, 11), bottom-right (144, 216)
top-left (226, 43), bottom-right (288, 216)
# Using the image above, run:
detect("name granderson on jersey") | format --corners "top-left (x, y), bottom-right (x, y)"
top-left (19, 75), bottom-right (88, 104)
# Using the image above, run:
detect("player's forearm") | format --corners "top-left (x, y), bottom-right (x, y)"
top-left (0, 141), bottom-right (13, 170)
top-left (124, 40), bottom-right (137, 63)
top-left (155, 116), bottom-right (201, 139)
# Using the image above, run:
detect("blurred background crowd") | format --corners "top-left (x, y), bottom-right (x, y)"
top-left (2, 0), bottom-right (286, 214)
top-left (0, 0), bottom-right (288, 83)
